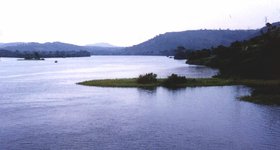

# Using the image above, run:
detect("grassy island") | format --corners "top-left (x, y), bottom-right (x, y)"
top-left (78, 78), bottom-right (162, 88)
top-left (78, 78), bottom-right (280, 88)
top-left (78, 74), bottom-right (280, 106)
top-left (78, 78), bottom-right (239, 88)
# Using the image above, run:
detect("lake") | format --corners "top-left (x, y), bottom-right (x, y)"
top-left (0, 56), bottom-right (279, 150)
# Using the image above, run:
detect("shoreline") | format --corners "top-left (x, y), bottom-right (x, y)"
top-left (77, 78), bottom-right (280, 105)
top-left (78, 78), bottom-right (237, 88)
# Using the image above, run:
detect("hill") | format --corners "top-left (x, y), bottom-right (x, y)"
top-left (86, 43), bottom-right (118, 48)
top-left (1, 42), bottom-right (86, 52)
top-left (0, 42), bottom-right (25, 48)
top-left (0, 49), bottom-right (91, 58)
top-left (1, 22), bottom-right (279, 56)
top-left (0, 42), bottom-right (124, 55)
top-left (85, 46), bottom-right (124, 55)
top-left (0, 42), bottom-right (93, 58)
top-left (123, 29), bottom-right (258, 55)
top-left (186, 23), bottom-right (280, 79)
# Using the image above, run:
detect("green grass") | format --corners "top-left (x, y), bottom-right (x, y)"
top-left (233, 79), bottom-right (280, 86)
top-left (78, 78), bottom-right (280, 88)
top-left (78, 78), bottom-right (163, 88)
top-left (77, 78), bottom-right (237, 88)
top-left (241, 95), bottom-right (280, 106)
top-left (78, 78), bottom-right (280, 105)
top-left (240, 84), bottom-right (280, 105)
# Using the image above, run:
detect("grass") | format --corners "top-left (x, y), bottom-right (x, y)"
top-left (78, 78), bottom-right (280, 87)
top-left (78, 78), bottom-right (163, 88)
top-left (240, 84), bottom-right (280, 105)
top-left (241, 95), bottom-right (280, 106)
top-left (77, 78), bottom-right (236, 88)
top-left (78, 78), bottom-right (280, 105)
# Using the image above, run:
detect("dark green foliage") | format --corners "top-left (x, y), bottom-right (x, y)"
top-left (187, 49), bottom-right (211, 60)
top-left (186, 24), bottom-right (280, 79)
top-left (137, 73), bottom-right (158, 84)
top-left (241, 84), bottom-right (280, 105)
top-left (174, 46), bottom-right (193, 60)
top-left (252, 84), bottom-right (280, 96)
top-left (163, 74), bottom-right (192, 87)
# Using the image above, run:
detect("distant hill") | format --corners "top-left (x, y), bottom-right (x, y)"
top-left (0, 48), bottom-right (90, 58)
top-left (0, 30), bottom-right (261, 56)
top-left (0, 42), bottom-right (124, 55)
top-left (85, 46), bottom-right (124, 55)
top-left (0, 42), bottom-right (25, 48)
top-left (123, 29), bottom-right (259, 55)
top-left (0, 49), bottom-right (17, 57)
top-left (1, 22), bottom-right (279, 56)
top-left (86, 43), bottom-right (118, 48)
top-left (84, 43), bottom-right (124, 55)
top-left (1, 42), bottom-right (86, 52)
top-left (0, 42), bottom-right (93, 58)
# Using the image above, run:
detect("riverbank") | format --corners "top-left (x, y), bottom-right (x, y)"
top-left (78, 78), bottom-right (237, 88)
top-left (78, 78), bottom-right (280, 88)
top-left (78, 78), bottom-right (280, 105)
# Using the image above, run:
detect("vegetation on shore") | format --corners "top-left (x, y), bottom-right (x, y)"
top-left (78, 77), bottom-right (235, 88)
top-left (171, 23), bottom-right (280, 105)
top-left (78, 73), bottom-right (236, 88)
top-left (78, 24), bottom-right (280, 105)
top-left (78, 77), bottom-right (280, 88)
top-left (185, 23), bottom-right (280, 79)
top-left (137, 73), bottom-right (158, 84)
top-left (78, 73), bottom-right (280, 105)
top-left (241, 85), bottom-right (280, 105)
top-left (79, 78), bottom-right (162, 88)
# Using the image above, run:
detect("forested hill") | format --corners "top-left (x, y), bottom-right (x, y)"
top-left (0, 42), bottom-right (124, 55)
top-left (122, 29), bottom-right (258, 55)
top-left (0, 29), bottom-right (265, 56)
top-left (186, 23), bottom-right (280, 79)
top-left (0, 42), bottom-right (86, 52)
top-left (1, 22), bottom-right (279, 56)
top-left (0, 30), bottom-right (259, 56)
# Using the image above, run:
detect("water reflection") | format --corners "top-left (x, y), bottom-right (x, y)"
top-left (137, 87), bottom-right (157, 95)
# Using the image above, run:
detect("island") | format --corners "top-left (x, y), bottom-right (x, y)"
top-left (79, 24), bottom-right (280, 106)
top-left (78, 73), bottom-right (280, 106)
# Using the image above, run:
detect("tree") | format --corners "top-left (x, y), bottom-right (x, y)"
top-left (137, 73), bottom-right (157, 84)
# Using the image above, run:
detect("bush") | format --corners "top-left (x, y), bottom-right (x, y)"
top-left (163, 74), bottom-right (190, 87)
top-left (137, 73), bottom-right (157, 84)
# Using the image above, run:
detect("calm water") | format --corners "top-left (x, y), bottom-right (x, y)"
top-left (0, 56), bottom-right (279, 150)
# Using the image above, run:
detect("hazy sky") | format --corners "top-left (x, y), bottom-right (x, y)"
top-left (0, 0), bottom-right (279, 46)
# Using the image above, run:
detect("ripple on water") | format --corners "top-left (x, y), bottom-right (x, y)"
top-left (0, 56), bottom-right (279, 150)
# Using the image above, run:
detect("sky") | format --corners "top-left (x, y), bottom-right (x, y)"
top-left (0, 0), bottom-right (279, 46)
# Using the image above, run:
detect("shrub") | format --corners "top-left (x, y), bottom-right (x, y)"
top-left (137, 73), bottom-right (158, 84)
top-left (163, 74), bottom-right (190, 87)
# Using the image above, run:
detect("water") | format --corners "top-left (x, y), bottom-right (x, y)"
top-left (0, 56), bottom-right (279, 150)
